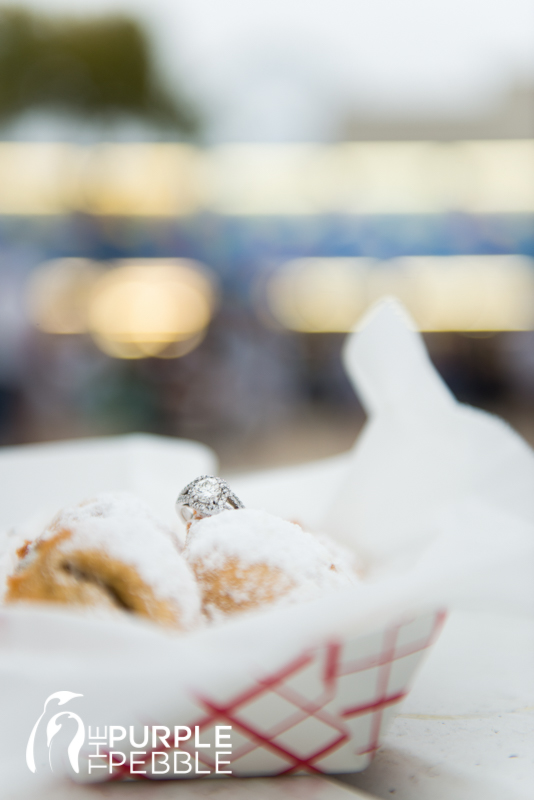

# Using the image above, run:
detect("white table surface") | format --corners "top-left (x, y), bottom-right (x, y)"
top-left (8, 775), bottom-right (373, 800)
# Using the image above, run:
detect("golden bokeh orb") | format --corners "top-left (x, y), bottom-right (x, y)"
top-left (87, 259), bottom-right (216, 359)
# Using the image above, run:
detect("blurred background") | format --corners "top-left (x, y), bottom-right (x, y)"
top-left (0, 0), bottom-right (533, 470)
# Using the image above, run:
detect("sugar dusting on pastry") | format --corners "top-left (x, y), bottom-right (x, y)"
top-left (184, 508), bottom-right (357, 619)
top-left (5, 492), bottom-right (202, 630)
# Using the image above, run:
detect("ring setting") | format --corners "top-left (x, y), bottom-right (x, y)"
top-left (176, 475), bottom-right (244, 522)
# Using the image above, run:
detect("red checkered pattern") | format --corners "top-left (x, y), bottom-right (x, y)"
top-left (104, 609), bottom-right (445, 780)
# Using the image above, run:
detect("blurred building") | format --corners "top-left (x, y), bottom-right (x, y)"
top-left (343, 83), bottom-right (534, 141)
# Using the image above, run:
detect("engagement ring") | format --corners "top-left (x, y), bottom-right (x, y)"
top-left (176, 475), bottom-right (244, 522)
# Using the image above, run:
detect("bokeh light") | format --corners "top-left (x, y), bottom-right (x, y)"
top-left (80, 144), bottom-right (202, 217)
top-left (267, 258), bottom-right (373, 332)
top-left (267, 255), bottom-right (534, 333)
top-left (87, 259), bottom-right (216, 359)
top-left (0, 141), bottom-right (532, 216)
top-left (26, 258), bottom-right (103, 334)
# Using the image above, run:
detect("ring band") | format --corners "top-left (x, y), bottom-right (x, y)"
top-left (176, 475), bottom-right (244, 522)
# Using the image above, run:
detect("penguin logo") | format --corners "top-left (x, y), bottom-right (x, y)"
top-left (26, 691), bottom-right (85, 773)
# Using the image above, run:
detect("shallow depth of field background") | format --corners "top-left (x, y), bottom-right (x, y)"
top-left (0, 0), bottom-right (533, 469)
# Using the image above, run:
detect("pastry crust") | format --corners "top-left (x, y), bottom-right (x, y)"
top-left (5, 493), bottom-right (201, 629)
top-left (191, 557), bottom-right (295, 616)
top-left (185, 508), bottom-right (355, 619)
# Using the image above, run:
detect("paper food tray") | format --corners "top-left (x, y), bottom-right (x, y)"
top-left (0, 432), bottom-right (444, 782)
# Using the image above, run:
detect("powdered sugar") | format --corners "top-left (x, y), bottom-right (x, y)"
top-left (184, 508), bottom-right (358, 607)
top-left (31, 492), bottom-right (201, 628)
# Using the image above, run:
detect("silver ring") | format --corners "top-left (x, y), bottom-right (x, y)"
top-left (176, 475), bottom-right (244, 523)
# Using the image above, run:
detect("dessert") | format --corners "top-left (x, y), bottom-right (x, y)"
top-left (184, 508), bottom-right (355, 619)
top-left (4, 492), bottom-right (201, 630)
top-left (2, 476), bottom-right (359, 628)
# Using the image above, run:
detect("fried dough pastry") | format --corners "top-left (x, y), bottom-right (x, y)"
top-left (184, 508), bottom-right (355, 620)
top-left (5, 493), bottom-right (201, 629)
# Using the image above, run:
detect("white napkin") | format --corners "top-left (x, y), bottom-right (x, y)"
top-left (320, 299), bottom-right (534, 612)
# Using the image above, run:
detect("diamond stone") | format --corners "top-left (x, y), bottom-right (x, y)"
top-left (195, 477), bottom-right (222, 500)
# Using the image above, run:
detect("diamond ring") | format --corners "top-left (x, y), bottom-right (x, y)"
top-left (176, 475), bottom-right (245, 522)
